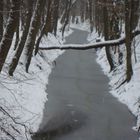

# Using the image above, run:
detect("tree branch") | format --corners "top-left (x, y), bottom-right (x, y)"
top-left (0, 106), bottom-right (29, 140)
top-left (39, 30), bottom-right (140, 50)
top-left (0, 126), bottom-right (16, 140)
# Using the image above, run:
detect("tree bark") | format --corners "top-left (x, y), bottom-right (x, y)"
top-left (0, 0), bottom-right (20, 73)
top-left (25, 0), bottom-right (46, 72)
top-left (8, 0), bottom-right (34, 76)
top-left (52, 0), bottom-right (60, 36)
top-left (14, 1), bottom-right (21, 50)
top-left (125, 0), bottom-right (133, 82)
top-left (62, 0), bottom-right (72, 37)
top-left (34, 0), bottom-right (52, 55)
top-left (0, 0), bottom-right (3, 41)
top-left (103, 0), bottom-right (115, 71)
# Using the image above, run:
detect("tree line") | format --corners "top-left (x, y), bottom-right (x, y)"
top-left (41, 0), bottom-right (140, 83)
top-left (92, 0), bottom-right (140, 83)
top-left (73, 0), bottom-right (140, 83)
top-left (0, 0), bottom-right (139, 82)
top-left (0, 0), bottom-right (140, 139)
top-left (71, 0), bottom-right (140, 83)
top-left (0, 0), bottom-right (78, 76)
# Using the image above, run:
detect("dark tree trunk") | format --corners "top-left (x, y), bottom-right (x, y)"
top-left (14, 2), bottom-right (21, 50)
top-left (52, 0), bottom-right (60, 36)
top-left (25, 0), bottom-right (46, 72)
top-left (62, 0), bottom-right (72, 37)
top-left (8, 0), bottom-right (34, 76)
top-left (125, 0), bottom-right (133, 82)
top-left (34, 0), bottom-right (52, 55)
top-left (103, 0), bottom-right (115, 72)
top-left (0, 0), bottom-right (3, 41)
top-left (88, 0), bottom-right (93, 32)
top-left (0, 0), bottom-right (20, 73)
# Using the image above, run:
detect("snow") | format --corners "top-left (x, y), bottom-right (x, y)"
top-left (40, 34), bottom-right (125, 50)
top-left (1, 18), bottom-right (140, 139)
top-left (88, 29), bottom-right (140, 134)
top-left (0, 25), bottom-right (73, 139)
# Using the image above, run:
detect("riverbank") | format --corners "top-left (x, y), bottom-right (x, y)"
top-left (0, 25), bottom-right (73, 140)
top-left (88, 29), bottom-right (140, 134)
top-left (33, 29), bottom-right (139, 140)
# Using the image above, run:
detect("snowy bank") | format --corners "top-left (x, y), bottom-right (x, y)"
top-left (88, 30), bottom-right (140, 133)
top-left (0, 27), bottom-right (73, 140)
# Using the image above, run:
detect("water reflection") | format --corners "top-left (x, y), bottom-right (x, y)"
top-left (32, 110), bottom-right (87, 140)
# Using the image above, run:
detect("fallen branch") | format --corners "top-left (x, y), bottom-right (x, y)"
top-left (0, 126), bottom-right (16, 140)
top-left (39, 30), bottom-right (140, 50)
top-left (39, 37), bottom-right (125, 50)
top-left (0, 106), bottom-right (29, 140)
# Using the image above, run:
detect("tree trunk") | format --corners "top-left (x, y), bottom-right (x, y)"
top-left (0, 0), bottom-right (20, 73)
top-left (88, 0), bottom-right (93, 32)
top-left (34, 0), bottom-right (52, 55)
top-left (25, 0), bottom-right (46, 72)
top-left (125, 0), bottom-right (134, 82)
top-left (62, 0), bottom-right (72, 37)
top-left (125, 0), bottom-right (133, 82)
top-left (103, 0), bottom-right (115, 71)
top-left (52, 0), bottom-right (60, 36)
top-left (8, 0), bottom-right (34, 76)
top-left (0, 0), bottom-right (3, 41)
top-left (14, 2), bottom-right (21, 50)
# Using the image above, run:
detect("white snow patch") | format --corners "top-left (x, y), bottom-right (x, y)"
top-left (0, 26), bottom-right (73, 139)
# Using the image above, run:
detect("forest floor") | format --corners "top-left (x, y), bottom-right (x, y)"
top-left (0, 24), bottom-right (73, 139)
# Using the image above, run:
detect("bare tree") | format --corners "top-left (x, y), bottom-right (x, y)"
top-left (8, 0), bottom-right (34, 76)
top-left (0, 0), bottom-right (3, 41)
top-left (52, 0), bottom-right (60, 36)
top-left (103, 0), bottom-right (115, 71)
top-left (24, 0), bottom-right (46, 72)
top-left (34, 0), bottom-right (53, 55)
top-left (0, 0), bottom-right (21, 73)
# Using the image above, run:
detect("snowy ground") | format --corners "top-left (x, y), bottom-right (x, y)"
top-left (1, 18), bottom-right (140, 139)
top-left (0, 24), bottom-right (73, 140)
top-left (88, 29), bottom-right (140, 133)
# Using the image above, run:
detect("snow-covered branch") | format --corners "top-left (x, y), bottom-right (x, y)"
top-left (39, 37), bottom-right (125, 50)
top-left (39, 30), bottom-right (140, 50)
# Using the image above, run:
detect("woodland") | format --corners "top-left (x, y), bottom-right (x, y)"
top-left (0, 0), bottom-right (140, 139)
top-left (0, 0), bottom-right (139, 80)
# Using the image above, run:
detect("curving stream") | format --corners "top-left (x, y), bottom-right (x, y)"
top-left (33, 29), bottom-right (139, 140)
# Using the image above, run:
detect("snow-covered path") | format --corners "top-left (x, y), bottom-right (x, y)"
top-left (34, 29), bottom-right (139, 140)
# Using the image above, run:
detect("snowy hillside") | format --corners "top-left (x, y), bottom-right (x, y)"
top-left (88, 29), bottom-right (140, 132)
top-left (0, 28), bottom-right (73, 140)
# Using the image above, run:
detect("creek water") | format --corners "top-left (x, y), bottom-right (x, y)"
top-left (33, 29), bottom-right (139, 140)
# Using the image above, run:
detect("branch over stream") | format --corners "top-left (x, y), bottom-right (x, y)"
top-left (39, 30), bottom-right (140, 50)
